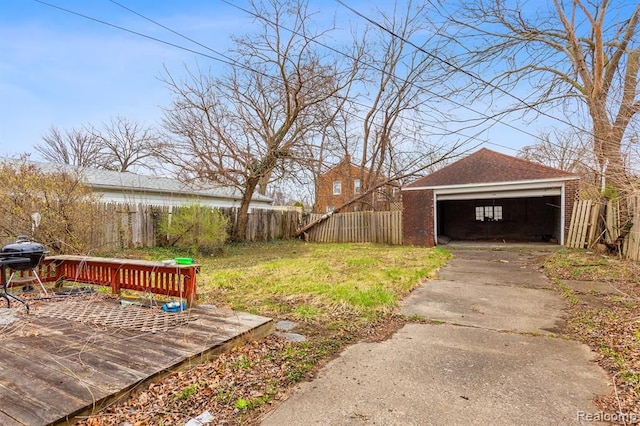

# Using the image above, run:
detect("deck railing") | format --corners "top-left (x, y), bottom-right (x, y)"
top-left (28, 256), bottom-right (199, 305)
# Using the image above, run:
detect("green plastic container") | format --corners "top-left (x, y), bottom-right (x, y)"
top-left (174, 257), bottom-right (194, 265)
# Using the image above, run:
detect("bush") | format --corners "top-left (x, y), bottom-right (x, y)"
top-left (0, 159), bottom-right (102, 254)
top-left (159, 204), bottom-right (229, 256)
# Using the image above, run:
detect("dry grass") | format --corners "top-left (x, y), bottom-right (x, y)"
top-left (542, 249), bottom-right (640, 422)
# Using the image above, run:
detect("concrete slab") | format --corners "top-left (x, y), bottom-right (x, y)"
top-left (438, 260), bottom-right (552, 289)
top-left (401, 280), bottom-right (566, 333)
top-left (436, 250), bottom-right (552, 289)
top-left (402, 249), bottom-right (566, 333)
top-left (262, 324), bottom-right (608, 426)
top-left (561, 280), bottom-right (620, 295)
top-left (444, 242), bottom-right (560, 251)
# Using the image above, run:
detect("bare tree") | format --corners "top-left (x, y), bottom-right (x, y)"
top-left (303, 0), bottom-right (469, 216)
top-left (36, 118), bottom-right (163, 173)
top-left (270, 0), bottom-right (471, 222)
top-left (442, 0), bottom-right (640, 194)
top-left (161, 0), bottom-right (352, 241)
top-left (93, 116), bottom-right (161, 172)
top-left (352, 0), bottom-right (452, 191)
top-left (518, 129), bottom-right (594, 173)
top-left (36, 126), bottom-right (101, 167)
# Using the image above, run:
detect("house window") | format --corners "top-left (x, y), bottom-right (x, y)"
top-left (327, 205), bottom-right (334, 213)
top-left (333, 180), bottom-right (342, 195)
top-left (354, 179), bottom-right (361, 194)
top-left (475, 205), bottom-right (503, 221)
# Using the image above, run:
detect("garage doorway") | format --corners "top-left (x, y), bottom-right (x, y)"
top-left (437, 196), bottom-right (562, 243)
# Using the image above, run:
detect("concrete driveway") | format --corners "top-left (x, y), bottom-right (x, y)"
top-left (261, 248), bottom-right (610, 426)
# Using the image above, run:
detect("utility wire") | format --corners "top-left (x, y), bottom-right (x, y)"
top-left (32, 0), bottom-right (226, 64)
top-left (335, 0), bottom-right (587, 136)
top-left (33, 0), bottom-right (273, 81)
top-left (222, 0), bottom-right (548, 146)
top-left (123, 0), bottom-right (589, 172)
top-left (33, 0), bottom-right (526, 158)
top-left (72, 0), bottom-right (498, 152)
top-left (108, 0), bottom-right (226, 62)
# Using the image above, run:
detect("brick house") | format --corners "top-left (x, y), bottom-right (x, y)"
top-left (401, 148), bottom-right (579, 246)
top-left (314, 155), bottom-right (398, 213)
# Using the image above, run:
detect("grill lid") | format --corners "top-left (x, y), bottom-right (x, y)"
top-left (1, 241), bottom-right (46, 256)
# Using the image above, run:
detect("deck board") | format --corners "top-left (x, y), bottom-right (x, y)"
top-left (0, 383), bottom-right (62, 425)
top-left (0, 297), bottom-right (273, 425)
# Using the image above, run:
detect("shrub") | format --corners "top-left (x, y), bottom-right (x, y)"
top-left (0, 159), bottom-right (101, 254)
top-left (159, 204), bottom-right (229, 255)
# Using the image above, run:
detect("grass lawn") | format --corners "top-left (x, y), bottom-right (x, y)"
top-left (83, 240), bottom-right (449, 425)
top-left (199, 240), bottom-right (450, 321)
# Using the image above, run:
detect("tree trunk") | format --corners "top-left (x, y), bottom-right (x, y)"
top-left (233, 178), bottom-right (260, 242)
top-left (591, 103), bottom-right (629, 194)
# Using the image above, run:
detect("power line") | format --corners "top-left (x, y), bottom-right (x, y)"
top-left (222, 0), bottom-right (550, 146)
top-left (32, 0), bottom-right (282, 82)
top-left (130, 1), bottom-right (608, 176)
top-left (31, 0), bottom-right (227, 64)
top-left (108, 1), bottom-right (228, 64)
top-left (41, 0), bottom-right (493, 152)
top-left (31, 0), bottom-right (522, 158)
top-left (335, 0), bottom-right (587, 137)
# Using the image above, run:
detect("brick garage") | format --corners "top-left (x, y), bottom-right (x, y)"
top-left (402, 148), bottom-right (579, 246)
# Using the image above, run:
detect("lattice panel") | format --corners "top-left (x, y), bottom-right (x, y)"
top-left (35, 299), bottom-right (197, 333)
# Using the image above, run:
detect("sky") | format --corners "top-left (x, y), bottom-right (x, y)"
top-left (0, 0), bottom-right (556, 162)
top-left (1, 0), bottom-right (246, 158)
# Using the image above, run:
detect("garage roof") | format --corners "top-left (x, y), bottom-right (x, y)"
top-left (405, 148), bottom-right (577, 189)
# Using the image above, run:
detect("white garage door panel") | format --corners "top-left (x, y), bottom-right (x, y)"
top-left (437, 187), bottom-right (562, 201)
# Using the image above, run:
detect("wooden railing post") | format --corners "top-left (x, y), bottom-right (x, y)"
top-left (183, 268), bottom-right (197, 307)
top-left (110, 265), bottom-right (121, 295)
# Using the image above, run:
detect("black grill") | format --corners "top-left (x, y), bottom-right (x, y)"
top-left (1, 237), bottom-right (48, 271)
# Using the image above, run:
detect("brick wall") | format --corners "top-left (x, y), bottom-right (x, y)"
top-left (315, 159), bottom-right (399, 213)
top-left (315, 161), bottom-right (370, 213)
top-left (564, 179), bottom-right (580, 244)
top-left (402, 189), bottom-right (435, 246)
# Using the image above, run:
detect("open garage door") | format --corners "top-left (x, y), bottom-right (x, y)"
top-left (436, 195), bottom-right (563, 244)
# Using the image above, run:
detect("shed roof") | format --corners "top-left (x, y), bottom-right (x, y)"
top-left (79, 167), bottom-right (273, 202)
top-left (405, 148), bottom-right (577, 189)
top-left (1, 158), bottom-right (272, 203)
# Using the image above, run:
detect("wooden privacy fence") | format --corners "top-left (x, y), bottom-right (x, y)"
top-left (60, 203), bottom-right (304, 251)
top-left (92, 204), bottom-right (398, 248)
top-left (567, 196), bottom-right (640, 262)
top-left (245, 209), bottom-right (302, 242)
top-left (623, 195), bottom-right (640, 261)
top-left (304, 211), bottom-right (402, 244)
top-left (1, 202), bottom-right (403, 250)
top-left (566, 199), bottom-right (600, 248)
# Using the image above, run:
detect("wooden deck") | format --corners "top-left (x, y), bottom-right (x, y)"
top-left (0, 295), bottom-right (273, 425)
